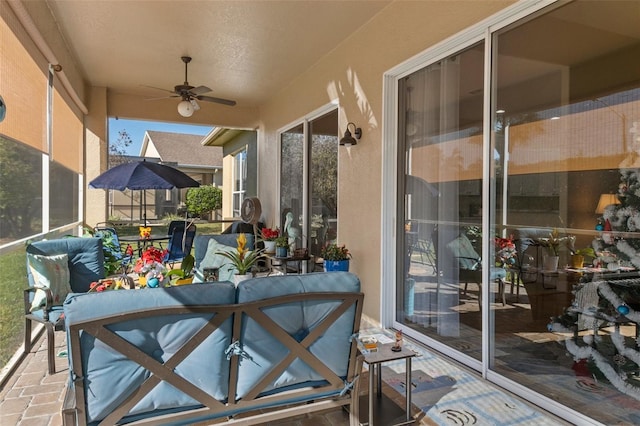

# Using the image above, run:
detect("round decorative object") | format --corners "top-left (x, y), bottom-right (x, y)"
top-left (147, 277), bottom-right (160, 288)
top-left (617, 304), bottom-right (630, 315)
top-left (241, 197), bottom-right (262, 225)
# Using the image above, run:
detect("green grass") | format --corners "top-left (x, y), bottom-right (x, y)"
top-left (0, 246), bottom-right (27, 366)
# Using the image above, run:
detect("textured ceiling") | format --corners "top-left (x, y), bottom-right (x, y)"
top-left (44, 0), bottom-right (391, 109)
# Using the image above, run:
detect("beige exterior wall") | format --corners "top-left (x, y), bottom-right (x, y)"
top-left (257, 1), bottom-right (513, 323)
top-left (24, 0), bottom-right (514, 322)
top-left (85, 87), bottom-right (108, 227)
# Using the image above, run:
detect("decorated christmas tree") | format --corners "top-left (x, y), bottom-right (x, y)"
top-left (549, 121), bottom-right (640, 399)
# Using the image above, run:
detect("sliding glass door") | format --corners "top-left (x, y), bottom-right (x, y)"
top-left (280, 108), bottom-right (338, 262)
top-left (392, 1), bottom-right (640, 423)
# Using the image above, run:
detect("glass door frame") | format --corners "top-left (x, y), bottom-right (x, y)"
top-left (277, 102), bottom-right (338, 259)
top-left (380, 1), bottom-right (595, 424)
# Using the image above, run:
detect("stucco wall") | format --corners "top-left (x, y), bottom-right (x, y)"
top-left (257, 1), bottom-right (513, 323)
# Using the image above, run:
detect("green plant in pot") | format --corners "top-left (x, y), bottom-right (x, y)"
top-left (274, 235), bottom-right (289, 258)
top-left (217, 233), bottom-right (264, 276)
top-left (166, 254), bottom-right (195, 285)
top-left (568, 236), bottom-right (596, 268)
top-left (321, 243), bottom-right (351, 272)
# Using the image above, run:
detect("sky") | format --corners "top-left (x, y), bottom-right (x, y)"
top-left (108, 118), bottom-right (213, 156)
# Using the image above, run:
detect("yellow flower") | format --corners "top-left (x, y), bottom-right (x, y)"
top-left (237, 233), bottom-right (248, 261)
top-left (139, 226), bottom-right (151, 239)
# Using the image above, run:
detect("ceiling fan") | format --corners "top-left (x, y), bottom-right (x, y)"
top-left (146, 56), bottom-right (236, 117)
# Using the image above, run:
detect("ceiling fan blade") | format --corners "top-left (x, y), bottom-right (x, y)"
top-left (197, 95), bottom-right (237, 106)
top-left (141, 84), bottom-right (177, 94)
top-left (190, 98), bottom-right (201, 111)
top-left (190, 85), bottom-right (212, 96)
top-left (145, 94), bottom-right (180, 101)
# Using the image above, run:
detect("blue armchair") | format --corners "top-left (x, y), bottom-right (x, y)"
top-left (24, 237), bottom-right (105, 374)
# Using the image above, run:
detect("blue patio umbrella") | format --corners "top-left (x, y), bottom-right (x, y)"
top-left (89, 160), bottom-right (199, 191)
top-left (89, 160), bottom-right (199, 224)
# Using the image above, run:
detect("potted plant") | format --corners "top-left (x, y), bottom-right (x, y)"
top-left (217, 233), bottom-right (263, 285)
top-left (320, 243), bottom-right (351, 272)
top-left (538, 229), bottom-right (571, 271)
top-left (274, 234), bottom-right (289, 258)
top-left (567, 236), bottom-right (596, 268)
top-left (166, 254), bottom-right (195, 285)
top-left (260, 227), bottom-right (280, 254)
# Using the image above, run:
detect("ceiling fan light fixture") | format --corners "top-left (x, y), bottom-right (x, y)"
top-left (177, 100), bottom-right (194, 117)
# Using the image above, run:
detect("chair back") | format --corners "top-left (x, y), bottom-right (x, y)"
top-left (26, 237), bottom-right (105, 293)
top-left (165, 223), bottom-right (197, 264)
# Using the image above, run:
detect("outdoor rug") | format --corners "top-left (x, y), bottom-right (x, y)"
top-left (361, 330), bottom-right (564, 426)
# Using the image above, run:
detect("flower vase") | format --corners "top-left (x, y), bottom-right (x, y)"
top-left (543, 255), bottom-right (559, 272)
top-left (264, 240), bottom-right (276, 254)
top-left (234, 273), bottom-right (252, 287)
top-left (323, 260), bottom-right (349, 272)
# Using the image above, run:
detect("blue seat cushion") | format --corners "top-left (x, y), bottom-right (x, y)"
top-left (234, 272), bottom-right (360, 399)
top-left (63, 283), bottom-right (236, 424)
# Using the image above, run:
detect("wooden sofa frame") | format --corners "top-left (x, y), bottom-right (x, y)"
top-left (62, 291), bottom-right (364, 426)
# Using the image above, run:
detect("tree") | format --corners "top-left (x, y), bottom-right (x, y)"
top-left (0, 137), bottom-right (41, 239)
top-left (109, 130), bottom-right (133, 167)
top-left (185, 185), bottom-right (222, 218)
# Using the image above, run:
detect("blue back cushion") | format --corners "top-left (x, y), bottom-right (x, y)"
top-left (234, 272), bottom-right (360, 399)
top-left (64, 283), bottom-right (236, 424)
top-left (26, 237), bottom-right (105, 293)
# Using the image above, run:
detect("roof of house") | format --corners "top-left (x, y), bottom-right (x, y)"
top-left (141, 131), bottom-right (223, 167)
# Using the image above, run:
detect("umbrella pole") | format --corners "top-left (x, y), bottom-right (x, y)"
top-left (143, 190), bottom-right (147, 227)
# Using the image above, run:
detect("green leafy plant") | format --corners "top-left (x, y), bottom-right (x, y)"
top-left (166, 254), bottom-right (195, 281)
top-left (568, 236), bottom-right (596, 260)
top-left (185, 185), bottom-right (222, 218)
top-left (83, 226), bottom-right (124, 276)
top-left (217, 233), bottom-right (263, 275)
top-left (275, 235), bottom-right (290, 248)
top-left (320, 243), bottom-right (351, 261)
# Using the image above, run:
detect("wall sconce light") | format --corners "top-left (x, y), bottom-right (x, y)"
top-left (340, 122), bottom-right (362, 147)
top-left (177, 99), bottom-right (194, 117)
top-left (595, 193), bottom-right (620, 214)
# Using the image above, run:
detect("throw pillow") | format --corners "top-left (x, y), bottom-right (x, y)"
top-left (27, 253), bottom-right (72, 312)
top-left (200, 239), bottom-right (238, 282)
top-left (446, 234), bottom-right (480, 270)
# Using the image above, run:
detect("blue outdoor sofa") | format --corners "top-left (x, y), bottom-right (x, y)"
top-left (61, 272), bottom-right (364, 426)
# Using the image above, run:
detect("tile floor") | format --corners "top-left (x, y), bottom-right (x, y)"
top-left (0, 328), bottom-right (565, 426)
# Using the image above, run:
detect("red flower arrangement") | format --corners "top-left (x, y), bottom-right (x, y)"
top-left (494, 235), bottom-right (517, 266)
top-left (261, 227), bottom-right (280, 241)
top-left (133, 246), bottom-right (169, 286)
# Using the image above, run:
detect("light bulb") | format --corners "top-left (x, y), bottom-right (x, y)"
top-left (177, 100), bottom-right (194, 117)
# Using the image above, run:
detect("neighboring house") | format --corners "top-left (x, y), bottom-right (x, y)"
top-left (201, 128), bottom-right (258, 220)
top-left (110, 131), bottom-right (223, 221)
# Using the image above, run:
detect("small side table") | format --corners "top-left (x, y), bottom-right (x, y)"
top-left (359, 343), bottom-right (417, 426)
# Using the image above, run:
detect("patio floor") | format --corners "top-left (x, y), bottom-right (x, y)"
top-left (0, 328), bottom-right (567, 426)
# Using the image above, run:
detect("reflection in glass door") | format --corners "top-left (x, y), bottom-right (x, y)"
top-left (280, 108), bottom-right (338, 264)
top-left (397, 42), bottom-right (488, 361)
